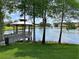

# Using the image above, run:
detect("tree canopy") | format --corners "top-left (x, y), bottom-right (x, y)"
top-left (67, 0), bottom-right (79, 9)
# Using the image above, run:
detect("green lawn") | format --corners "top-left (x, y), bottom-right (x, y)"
top-left (4, 26), bottom-right (23, 31)
top-left (4, 26), bottom-right (13, 31)
top-left (0, 42), bottom-right (79, 59)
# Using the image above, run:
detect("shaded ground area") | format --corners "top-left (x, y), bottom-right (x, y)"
top-left (0, 42), bottom-right (79, 59)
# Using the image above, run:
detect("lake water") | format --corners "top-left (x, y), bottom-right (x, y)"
top-left (4, 27), bottom-right (79, 44)
top-left (35, 27), bottom-right (79, 44)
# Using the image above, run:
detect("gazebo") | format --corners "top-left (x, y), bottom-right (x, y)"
top-left (10, 20), bottom-right (33, 41)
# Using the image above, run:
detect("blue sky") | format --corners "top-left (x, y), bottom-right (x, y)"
top-left (4, 11), bottom-right (20, 22)
top-left (4, 11), bottom-right (54, 24)
top-left (4, 10), bottom-right (79, 24)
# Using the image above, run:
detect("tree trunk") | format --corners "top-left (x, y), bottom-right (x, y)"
top-left (23, 12), bottom-right (26, 41)
top-left (0, 11), bottom-right (4, 41)
top-left (42, 10), bottom-right (46, 44)
top-left (33, 5), bottom-right (36, 42)
top-left (58, 0), bottom-right (65, 44)
top-left (58, 15), bottom-right (63, 44)
top-left (33, 16), bottom-right (36, 42)
top-left (42, 18), bottom-right (46, 44)
top-left (23, 2), bottom-right (26, 41)
top-left (0, 23), bottom-right (3, 41)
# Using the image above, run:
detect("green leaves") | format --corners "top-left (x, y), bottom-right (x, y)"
top-left (66, 22), bottom-right (77, 30)
top-left (67, 0), bottom-right (79, 8)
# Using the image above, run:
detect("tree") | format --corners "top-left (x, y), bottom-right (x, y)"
top-left (42, 10), bottom-right (47, 44)
top-left (17, 0), bottom-right (43, 42)
top-left (26, 0), bottom-right (41, 42)
top-left (58, 0), bottom-right (65, 44)
top-left (0, 0), bottom-right (21, 41)
top-left (49, 0), bottom-right (68, 44)
top-left (31, 0), bottom-right (53, 44)
top-left (67, 0), bottom-right (79, 9)
top-left (41, 0), bottom-right (50, 44)
top-left (0, 0), bottom-right (6, 41)
top-left (14, 0), bottom-right (35, 42)
top-left (0, 12), bottom-right (4, 41)
top-left (54, 0), bottom-right (79, 44)
top-left (18, 0), bottom-right (27, 41)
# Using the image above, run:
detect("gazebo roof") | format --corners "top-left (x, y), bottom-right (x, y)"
top-left (11, 21), bottom-right (33, 26)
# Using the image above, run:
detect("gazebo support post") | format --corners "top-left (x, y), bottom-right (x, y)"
top-left (23, 25), bottom-right (26, 41)
top-left (13, 26), bottom-right (16, 34)
top-left (13, 26), bottom-right (15, 42)
top-left (16, 25), bottom-right (19, 41)
top-left (28, 26), bottom-right (30, 41)
top-left (15, 25), bottom-right (18, 34)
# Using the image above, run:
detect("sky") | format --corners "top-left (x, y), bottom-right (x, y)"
top-left (3, 0), bottom-right (79, 23)
top-left (4, 11), bottom-right (20, 22)
top-left (4, 11), bottom-right (54, 24)
top-left (4, 10), bottom-right (79, 24)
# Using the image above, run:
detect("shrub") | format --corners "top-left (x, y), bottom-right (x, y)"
top-left (39, 22), bottom-right (51, 27)
top-left (66, 22), bottom-right (77, 30)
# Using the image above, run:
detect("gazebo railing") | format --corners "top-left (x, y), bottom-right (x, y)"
top-left (3, 31), bottom-right (32, 43)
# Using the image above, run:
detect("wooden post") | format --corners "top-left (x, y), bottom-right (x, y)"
top-left (15, 25), bottom-right (19, 41)
top-left (30, 25), bottom-right (32, 41)
top-left (15, 25), bottom-right (18, 34)
top-left (13, 26), bottom-right (15, 34)
top-left (28, 26), bottom-right (30, 41)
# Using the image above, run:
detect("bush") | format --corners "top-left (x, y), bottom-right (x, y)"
top-left (54, 23), bottom-right (58, 27)
top-left (39, 22), bottom-right (51, 27)
top-left (66, 22), bottom-right (77, 30)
